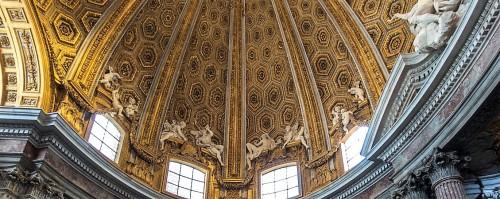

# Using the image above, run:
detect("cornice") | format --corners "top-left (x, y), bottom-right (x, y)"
top-left (0, 108), bottom-right (166, 199)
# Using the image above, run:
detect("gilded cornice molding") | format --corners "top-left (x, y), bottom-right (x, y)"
top-left (64, 0), bottom-right (146, 108)
top-left (0, 108), bottom-right (165, 199)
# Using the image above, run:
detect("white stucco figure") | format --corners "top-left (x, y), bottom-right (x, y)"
top-left (159, 120), bottom-right (188, 150)
top-left (100, 66), bottom-right (122, 90)
top-left (190, 125), bottom-right (225, 166)
top-left (341, 109), bottom-right (354, 133)
top-left (391, 0), bottom-right (467, 53)
top-left (331, 106), bottom-right (341, 130)
top-left (246, 133), bottom-right (279, 170)
top-left (111, 89), bottom-right (123, 116)
top-left (124, 97), bottom-right (138, 118)
top-left (282, 123), bottom-right (310, 149)
top-left (348, 81), bottom-right (366, 102)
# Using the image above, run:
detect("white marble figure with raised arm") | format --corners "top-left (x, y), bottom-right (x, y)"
top-left (341, 109), bottom-right (354, 133)
top-left (331, 106), bottom-right (341, 130)
top-left (100, 66), bottom-right (122, 90)
top-left (246, 133), bottom-right (278, 170)
top-left (190, 125), bottom-right (225, 166)
top-left (348, 81), bottom-right (365, 102)
top-left (390, 0), bottom-right (467, 53)
top-left (124, 97), bottom-right (138, 118)
top-left (111, 89), bottom-right (123, 116)
top-left (159, 120), bottom-right (188, 150)
top-left (282, 123), bottom-right (309, 149)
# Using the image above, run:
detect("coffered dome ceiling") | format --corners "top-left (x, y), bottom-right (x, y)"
top-left (0, 0), bottom-right (417, 194)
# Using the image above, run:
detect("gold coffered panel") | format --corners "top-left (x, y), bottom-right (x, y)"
top-left (348, 0), bottom-right (417, 69)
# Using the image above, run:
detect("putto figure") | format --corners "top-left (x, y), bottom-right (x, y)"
top-left (190, 125), bottom-right (225, 166)
top-left (246, 133), bottom-right (279, 170)
top-left (124, 97), bottom-right (138, 118)
top-left (100, 66), bottom-right (122, 90)
top-left (159, 120), bottom-right (187, 150)
top-left (348, 81), bottom-right (365, 102)
top-left (282, 123), bottom-right (310, 149)
top-left (111, 89), bottom-right (123, 116)
top-left (341, 109), bottom-right (354, 133)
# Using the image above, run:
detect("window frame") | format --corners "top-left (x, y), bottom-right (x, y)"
top-left (341, 125), bottom-right (369, 171)
top-left (258, 162), bottom-right (302, 199)
top-left (85, 114), bottom-right (124, 163)
top-left (164, 159), bottom-right (208, 199)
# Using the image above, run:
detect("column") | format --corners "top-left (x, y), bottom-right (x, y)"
top-left (426, 150), bottom-right (470, 199)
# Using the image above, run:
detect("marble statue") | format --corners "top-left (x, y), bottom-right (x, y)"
top-left (100, 66), bottom-right (122, 90)
top-left (391, 0), bottom-right (468, 53)
top-left (124, 97), bottom-right (138, 118)
top-left (331, 106), bottom-right (341, 130)
top-left (159, 120), bottom-right (187, 150)
top-left (341, 109), bottom-right (354, 133)
top-left (282, 123), bottom-right (310, 149)
top-left (111, 89), bottom-right (123, 116)
top-left (190, 125), bottom-right (225, 166)
top-left (246, 133), bottom-right (279, 170)
top-left (348, 81), bottom-right (365, 101)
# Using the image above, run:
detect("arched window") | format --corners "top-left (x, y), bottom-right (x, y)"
top-left (260, 165), bottom-right (300, 199)
top-left (166, 161), bottom-right (206, 199)
top-left (341, 126), bottom-right (369, 171)
top-left (87, 114), bottom-right (122, 161)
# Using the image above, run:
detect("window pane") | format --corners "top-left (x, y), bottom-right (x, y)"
top-left (275, 168), bottom-right (286, 181)
top-left (88, 134), bottom-right (102, 149)
top-left (90, 124), bottom-right (105, 140)
top-left (262, 193), bottom-right (275, 199)
top-left (106, 124), bottom-right (120, 139)
top-left (167, 172), bottom-right (179, 184)
top-left (170, 162), bottom-right (180, 174)
top-left (286, 166), bottom-right (297, 177)
top-left (179, 176), bottom-right (192, 189)
top-left (261, 182), bottom-right (274, 194)
top-left (88, 115), bottom-right (122, 161)
top-left (167, 161), bottom-right (206, 199)
top-left (191, 180), bottom-right (204, 192)
top-left (275, 179), bottom-right (287, 192)
top-left (192, 169), bottom-right (205, 182)
top-left (288, 187), bottom-right (299, 197)
top-left (287, 176), bottom-right (298, 188)
top-left (261, 165), bottom-right (300, 199)
top-left (191, 191), bottom-right (204, 199)
top-left (180, 165), bottom-right (193, 178)
top-left (261, 172), bottom-right (274, 184)
top-left (166, 183), bottom-right (178, 194)
top-left (103, 133), bottom-right (119, 150)
top-left (178, 187), bottom-right (190, 198)
top-left (275, 190), bottom-right (287, 199)
top-left (94, 115), bottom-right (108, 126)
top-left (100, 145), bottom-right (116, 160)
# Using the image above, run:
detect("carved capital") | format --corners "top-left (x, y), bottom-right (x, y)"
top-left (422, 149), bottom-right (470, 186)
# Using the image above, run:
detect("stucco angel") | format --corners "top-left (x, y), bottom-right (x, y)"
top-left (348, 81), bottom-right (365, 102)
top-left (159, 120), bottom-right (187, 150)
top-left (111, 89), bottom-right (124, 116)
top-left (282, 123), bottom-right (310, 149)
top-left (331, 106), bottom-right (341, 131)
top-left (341, 109), bottom-right (354, 133)
top-left (124, 97), bottom-right (138, 118)
top-left (391, 0), bottom-right (465, 53)
top-left (246, 133), bottom-right (279, 170)
top-left (100, 66), bottom-right (122, 90)
top-left (190, 125), bottom-right (225, 166)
